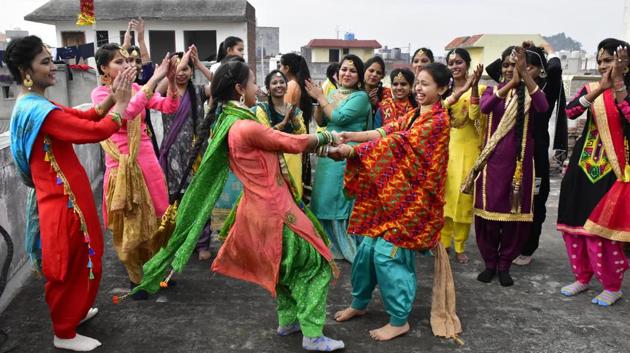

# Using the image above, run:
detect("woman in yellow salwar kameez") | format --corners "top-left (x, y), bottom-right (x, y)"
top-left (441, 48), bottom-right (485, 263)
top-left (253, 70), bottom-right (307, 197)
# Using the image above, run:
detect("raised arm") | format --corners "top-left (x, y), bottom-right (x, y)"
top-left (135, 18), bottom-right (151, 64)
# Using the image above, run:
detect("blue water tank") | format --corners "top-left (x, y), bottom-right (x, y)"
top-left (344, 32), bottom-right (355, 41)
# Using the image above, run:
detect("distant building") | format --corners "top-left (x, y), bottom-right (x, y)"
top-left (256, 27), bottom-right (279, 59)
top-left (376, 46), bottom-right (410, 63)
top-left (0, 30), bottom-right (29, 50)
top-left (445, 34), bottom-right (551, 68)
top-left (302, 38), bottom-right (382, 63)
top-left (24, 0), bottom-right (256, 69)
top-left (255, 26), bottom-right (279, 84)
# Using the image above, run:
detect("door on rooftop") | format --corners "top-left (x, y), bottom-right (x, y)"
top-left (149, 30), bottom-right (176, 60)
top-left (61, 31), bottom-right (86, 47)
top-left (329, 49), bottom-right (340, 63)
top-left (184, 30), bottom-right (217, 61)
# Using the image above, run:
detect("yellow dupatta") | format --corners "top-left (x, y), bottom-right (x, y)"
top-left (101, 113), bottom-right (158, 252)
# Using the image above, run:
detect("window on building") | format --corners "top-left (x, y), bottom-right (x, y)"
top-left (184, 30), bottom-right (217, 61)
top-left (61, 31), bottom-right (86, 47)
top-left (120, 31), bottom-right (135, 46)
top-left (342, 48), bottom-right (350, 55)
top-left (329, 49), bottom-right (340, 63)
top-left (149, 31), bottom-right (176, 61)
top-left (96, 31), bottom-right (109, 47)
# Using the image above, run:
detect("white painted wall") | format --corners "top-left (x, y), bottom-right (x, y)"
top-left (51, 20), bottom-right (249, 60)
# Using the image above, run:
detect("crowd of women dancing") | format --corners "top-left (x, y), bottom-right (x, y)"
top-left (5, 18), bottom-right (630, 351)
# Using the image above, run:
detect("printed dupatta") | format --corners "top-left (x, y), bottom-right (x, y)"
top-left (583, 83), bottom-right (630, 241)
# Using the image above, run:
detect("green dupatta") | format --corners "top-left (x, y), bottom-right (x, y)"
top-left (128, 102), bottom-right (332, 297)
top-left (129, 102), bottom-right (254, 295)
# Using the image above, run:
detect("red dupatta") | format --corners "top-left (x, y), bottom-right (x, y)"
top-left (584, 83), bottom-right (630, 241)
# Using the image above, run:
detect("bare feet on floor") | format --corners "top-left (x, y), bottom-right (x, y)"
top-left (198, 249), bottom-right (212, 261)
top-left (334, 307), bottom-right (366, 322)
top-left (53, 334), bottom-right (102, 351)
top-left (455, 252), bottom-right (469, 264)
top-left (369, 322), bottom-right (410, 341)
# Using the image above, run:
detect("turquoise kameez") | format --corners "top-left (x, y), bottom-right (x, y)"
top-left (311, 89), bottom-right (371, 263)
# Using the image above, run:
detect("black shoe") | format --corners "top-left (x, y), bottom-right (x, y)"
top-left (130, 281), bottom-right (149, 300)
top-left (477, 268), bottom-right (496, 283)
top-left (498, 271), bottom-right (514, 287)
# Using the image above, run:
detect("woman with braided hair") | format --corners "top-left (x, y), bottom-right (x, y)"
top-left (470, 46), bottom-right (548, 286)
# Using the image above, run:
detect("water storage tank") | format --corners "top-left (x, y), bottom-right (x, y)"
top-left (344, 32), bottom-right (355, 41)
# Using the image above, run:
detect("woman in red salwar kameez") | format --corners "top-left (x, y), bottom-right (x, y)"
top-left (6, 36), bottom-right (134, 352)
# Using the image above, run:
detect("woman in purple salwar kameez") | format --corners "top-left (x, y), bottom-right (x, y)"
top-left (473, 46), bottom-right (548, 286)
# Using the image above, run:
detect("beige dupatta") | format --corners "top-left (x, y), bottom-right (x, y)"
top-left (461, 90), bottom-right (532, 194)
top-left (101, 115), bottom-right (158, 252)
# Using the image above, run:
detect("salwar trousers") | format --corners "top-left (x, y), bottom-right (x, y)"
top-left (441, 217), bottom-right (471, 253)
top-left (475, 217), bottom-right (530, 272)
top-left (563, 233), bottom-right (629, 292)
top-left (320, 219), bottom-right (362, 263)
top-left (350, 237), bottom-right (416, 326)
top-left (276, 227), bottom-right (332, 337)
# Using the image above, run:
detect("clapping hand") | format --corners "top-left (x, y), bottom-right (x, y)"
top-left (612, 45), bottom-right (629, 82)
top-left (305, 79), bottom-right (324, 100)
top-left (153, 52), bottom-right (172, 81)
top-left (112, 66), bottom-right (135, 104)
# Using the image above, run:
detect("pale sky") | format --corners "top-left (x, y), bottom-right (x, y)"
top-left (2, 0), bottom-right (626, 55)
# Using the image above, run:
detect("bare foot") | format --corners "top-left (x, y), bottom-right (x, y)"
top-left (369, 322), bottom-right (410, 341)
top-left (455, 252), bottom-right (469, 264)
top-left (198, 249), bottom-right (212, 261)
top-left (334, 307), bottom-right (366, 322)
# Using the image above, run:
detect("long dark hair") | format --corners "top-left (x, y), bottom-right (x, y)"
top-left (216, 36), bottom-right (243, 63)
top-left (280, 53), bottom-right (312, 122)
top-left (326, 62), bottom-right (340, 89)
top-left (364, 56), bottom-right (386, 103)
top-left (390, 68), bottom-right (417, 108)
top-left (171, 52), bottom-right (199, 128)
top-left (264, 69), bottom-right (289, 119)
top-left (3, 35), bottom-right (45, 83)
top-left (446, 48), bottom-right (471, 67)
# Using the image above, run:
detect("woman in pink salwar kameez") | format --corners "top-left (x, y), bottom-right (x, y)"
top-left (92, 43), bottom-right (179, 299)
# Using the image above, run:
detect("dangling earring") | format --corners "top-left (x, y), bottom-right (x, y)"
top-left (239, 94), bottom-right (245, 105)
top-left (23, 74), bottom-right (33, 91)
top-left (539, 69), bottom-right (547, 79)
top-left (101, 73), bottom-right (112, 86)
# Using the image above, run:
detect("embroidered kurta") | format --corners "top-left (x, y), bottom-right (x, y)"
top-left (311, 89), bottom-right (370, 220)
top-left (474, 85), bottom-right (549, 222)
top-left (444, 85), bottom-right (486, 224)
top-left (345, 103), bottom-right (450, 250)
top-left (558, 84), bottom-right (630, 240)
top-left (212, 119), bottom-right (333, 296)
top-left (92, 84), bottom-right (179, 219)
top-left (375, 96), bottom-right (415, 128)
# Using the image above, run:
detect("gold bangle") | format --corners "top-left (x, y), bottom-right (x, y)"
top-left (529, 86), bottom-right (540, 95)
top-left (141, 85), bottom-right (154, 100)
top-left (348, 147), bottom-right (356, 158)
top-left (494, 90), bottom-right (505, 99)
top-left (109, 112), bottom-right (123, 127)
